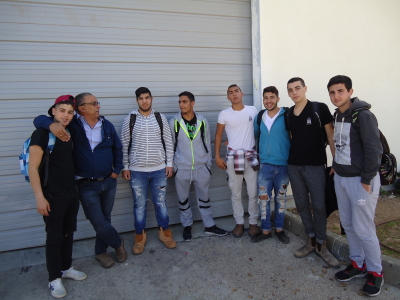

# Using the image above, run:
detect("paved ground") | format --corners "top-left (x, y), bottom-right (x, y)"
top-left (1, 217), bottom-right (400, 300)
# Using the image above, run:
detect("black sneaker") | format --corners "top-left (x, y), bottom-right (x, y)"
top-left (335, 261), bottom-right (366, 282)
top-left (275, 230), bottom-right (290, 244)
top-left (362, 272), bottom-right (384, 297)
top-left (250, 230), bottom-right (272, 243)
top-left (183, 226), bottom-right (192, 242)
top-left (204, 225), bottom-right (228, 236)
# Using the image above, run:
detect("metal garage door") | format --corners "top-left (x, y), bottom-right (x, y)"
top-left (0, 0), bottom-right (252, 252)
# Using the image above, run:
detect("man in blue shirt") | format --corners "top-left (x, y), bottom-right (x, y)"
top-left (253, 86), bottom-right (291, 244)
top-left (33, 92), bottom-right (127, 269)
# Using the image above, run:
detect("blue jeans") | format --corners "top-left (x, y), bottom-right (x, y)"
top-left (77, 176), bottom-right (121, 255)
top-left (130, 169), bottom-right (170, 234)
top-left (258, 163), bottom-right (289, 231)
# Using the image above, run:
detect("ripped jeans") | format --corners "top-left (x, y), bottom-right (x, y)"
top-left (257, 163), bottom-right (289, 231)
top-left (130, 169), bottom-right (170, 234)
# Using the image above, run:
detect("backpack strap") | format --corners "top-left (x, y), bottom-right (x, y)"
top-left (282, 107), bottom-right (289, 131)
top-left (200, 120), bottom-right (209, 153)
top-left (128, 113), bottom-right (136, 157)
top-left (43, 132), bottom-right (56, 187)
top-left (154, 112), bottom-right (166, 156)
top-left (174, 118), bottom-right (180, 153)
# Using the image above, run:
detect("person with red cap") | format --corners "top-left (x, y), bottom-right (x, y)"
top-left (29, 95), bottom-right (87, 298)
top-left (33, 93), bottom-right (126, 270)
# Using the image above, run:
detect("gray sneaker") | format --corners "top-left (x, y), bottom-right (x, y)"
top-left (48, 278), bottom-right (67, 298)
top-left (61, 267), bottom-right (87, 281)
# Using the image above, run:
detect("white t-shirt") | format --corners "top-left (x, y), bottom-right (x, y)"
top-left (217, 105), bottom-right (258, 150)
top-left (262, 108), bottom-right (281, 131)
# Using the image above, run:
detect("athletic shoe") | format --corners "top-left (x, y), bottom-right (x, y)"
top-left (48, 278), bottom-right (67, 298)
top-left (275, 230), bottom-right (290, 244)
top-left (334, 261), bottom-right (366, 282)
top-left (362, 271), bottom-right (384, 297)
top-left (250, 230), bottom-right (272, 243)
top-left (61, 267), bottom-right (87, 281)
top-left (204, 225), bottom-right (228, 236)
top-left (183, 226), bottom-right (192, 242)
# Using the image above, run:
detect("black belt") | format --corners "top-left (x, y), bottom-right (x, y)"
top-left (77, 175), bottom-right (110, 182)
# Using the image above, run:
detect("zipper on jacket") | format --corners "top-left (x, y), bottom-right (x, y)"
top-left (179, 119), bottom-right (203, 170)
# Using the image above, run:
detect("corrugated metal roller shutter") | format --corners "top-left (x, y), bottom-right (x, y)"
top-left (0, 0), bottom-right (252, 252)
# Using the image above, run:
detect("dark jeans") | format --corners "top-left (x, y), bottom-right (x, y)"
top-left (287, 165), bottom-right (327, 243)
top-left (77, 176), bottom-right (121, 255)
top-left (43, 188), bottom-right (79, 281)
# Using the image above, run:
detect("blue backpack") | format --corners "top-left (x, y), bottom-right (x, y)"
top-left (19, 132), bottom-right (57, 186)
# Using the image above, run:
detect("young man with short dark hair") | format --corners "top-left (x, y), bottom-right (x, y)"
top-left (286, 77), bottom-right (339, 268)
top-left (121, 87), bottom-right (176, 254)
top-left (29, 95), bottom-right (87, 298)
top-left (215, 84), bottom-right (259, 238)
top-left (252, 86), bottom-right (290, 244)
top-left (328, 75), bottom-right (383, 296)
top-left (170, 91), bottom-right (228, 241)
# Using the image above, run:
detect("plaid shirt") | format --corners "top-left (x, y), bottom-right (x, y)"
top-left (226, 147), bottom-right (260, 174)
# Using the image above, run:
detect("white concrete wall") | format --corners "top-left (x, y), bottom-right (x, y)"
top-left (257, 0), bottom-right (400, 167)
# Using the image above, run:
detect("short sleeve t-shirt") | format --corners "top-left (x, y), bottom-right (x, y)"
top-left (29, 128), bottom-right (76, 193)
top-left (183, 115), bottom-right (197, 140)
top-left (217, 105), bottom-right (258, 150)
top-left (288, 101), bottom-right (333, 165)
top-left (262, 108), bottom-right (281, 131)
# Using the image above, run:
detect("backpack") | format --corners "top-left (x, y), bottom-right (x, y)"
top-left (173, 118), bottom-right (208, 153)
top-left (19, 132), bottom-right (56, 186)
top-left (128, 112), bottom-right (166, 160)
top-left (347, 108), bottom-right (397, 186)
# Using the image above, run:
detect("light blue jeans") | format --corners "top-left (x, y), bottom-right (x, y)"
top-left (130, 169), bottom-right (170, 234)
top-left (258, 163), bottom-right (289, 231)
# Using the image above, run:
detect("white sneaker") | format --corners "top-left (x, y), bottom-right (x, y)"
top-left (48, 278), bottom-right (67, 298)
top-left (61, 267), bottom-right (87, 281)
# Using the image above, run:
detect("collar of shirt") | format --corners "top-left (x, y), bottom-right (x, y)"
top-left (77, 114), bottom-right (104, 150)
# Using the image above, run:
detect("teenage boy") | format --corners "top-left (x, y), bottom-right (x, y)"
top-left (252, 86), bottom-right (290, 244)
top-left (215, 84), bottom-right (259, 238)
top-left (33, 93), bottom-right (127, 269)
top-left (169, 91), bottom-right (228, 241)
top-left (286, 77), bottom-right (339, 268)
top-left (121, 87), bottom-right (176, 254)
top-left (29, 95), bottom-right (87, 298)
top-left (328, 75), bottom-right (383, 296)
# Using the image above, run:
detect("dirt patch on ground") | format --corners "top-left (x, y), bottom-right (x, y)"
top-left (290, 194), bottom-right (400, 260)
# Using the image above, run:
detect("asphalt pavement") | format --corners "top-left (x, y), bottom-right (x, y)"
top-left (1, 215), bottom-right (400, 300)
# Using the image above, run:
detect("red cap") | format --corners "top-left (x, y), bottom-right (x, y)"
top-left (48, 95), bottom-right (75, 116)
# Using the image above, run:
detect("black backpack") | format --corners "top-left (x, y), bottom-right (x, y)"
top-left (128, 112), bottom-right (166, 160)
top-left (345, 108), bottom-right (397, 186)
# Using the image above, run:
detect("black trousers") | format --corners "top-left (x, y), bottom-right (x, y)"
top-left (43, 188), bottom-right (79, 281)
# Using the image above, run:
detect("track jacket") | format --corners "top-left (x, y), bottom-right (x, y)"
top-left (333, 97), bottom-right (382, 185)
top-left (33, 114), bottom-right (123, 179)
top-left (254, 108), bottom-right (290, 165)
top-left (169, 112), bottom-right (212, 171)
top-left (121, 109), bottom-right (173, 172)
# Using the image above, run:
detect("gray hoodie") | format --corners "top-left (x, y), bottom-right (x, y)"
top-left (333, 97), bottom-right (382, 185)
top-left (169, 112), bottom-right (212, 171)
